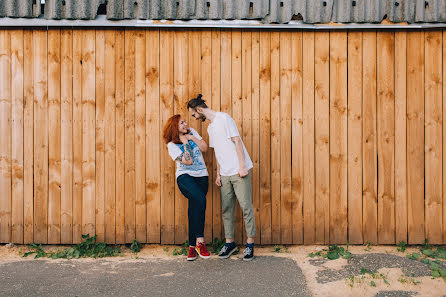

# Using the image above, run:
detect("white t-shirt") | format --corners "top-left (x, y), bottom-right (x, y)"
top-left (207, 112), bottom-right (253, 176)
top-left (167, 128), bottom-right (209, 179)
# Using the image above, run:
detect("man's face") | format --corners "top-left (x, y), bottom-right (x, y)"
top-left (189, 107), bottom-right (206, 122)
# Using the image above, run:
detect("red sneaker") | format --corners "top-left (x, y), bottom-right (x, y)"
top-left (195, 242), bottom-right (211, 259)
top-left (187, 246), bottom-right (197, 261)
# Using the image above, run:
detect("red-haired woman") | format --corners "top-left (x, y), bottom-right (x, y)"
top-left (163, 114), bottom-right (210, 261)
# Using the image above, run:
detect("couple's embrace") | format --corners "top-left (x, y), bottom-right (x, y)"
top-left (163, 94), bottom-right (256, 261)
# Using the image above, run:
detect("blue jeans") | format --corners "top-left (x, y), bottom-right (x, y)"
top-left (176, 174), bottom-right (208, 246)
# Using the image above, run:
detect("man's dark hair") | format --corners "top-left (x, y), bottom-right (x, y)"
top-left (187, 94), bottom-right (208, 110)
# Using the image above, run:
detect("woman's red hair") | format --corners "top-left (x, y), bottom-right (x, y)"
top-left (163, 114), bottom-right (182, 144)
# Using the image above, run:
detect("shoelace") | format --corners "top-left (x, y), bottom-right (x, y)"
top-left (219, 245), bottom-right (228, 255)
top-left (244, 247), bottom-right (252, 256)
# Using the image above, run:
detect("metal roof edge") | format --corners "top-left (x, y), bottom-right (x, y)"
top-left (1, 15), bottom-right (445, 29)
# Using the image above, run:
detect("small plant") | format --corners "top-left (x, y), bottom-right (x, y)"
top-left (398, 275), bottom-right (421, 285)
top-left (404, 241), bottom-right (446, 281)
top-left (163, 246), bottom-right (169, 253)
top-left (23, 243), bottom-right (47, 259)
top-left (346, 269), bottom-right (389, 288)
top-left (130, 240), bottom-right (141, 253)
top-left (209, 238), bottom-right (225, 255)
top-left (23, 234), bottom-right (122, 259)
top-left (397, 241), bottom-right (407, 253)
top-left (273, 245), bottom-right (282, 253)
top-left (364, 241), bottom-right (372, 252)
top-left (309, 244), bottom-right (352, 260)
top-left (172, 241), bottom-right (189, 256)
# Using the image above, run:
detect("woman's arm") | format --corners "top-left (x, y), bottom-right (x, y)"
top-left (176, 143), bottom-right (193, 165)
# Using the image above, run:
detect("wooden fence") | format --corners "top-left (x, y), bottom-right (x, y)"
top-left (0, 28), bottom-right (445, 245)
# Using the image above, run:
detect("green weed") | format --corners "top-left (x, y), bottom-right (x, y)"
top-left (172, 241), bottom-right (189, 256)
top-left (273, 245), bottom-right (282, 253)
top-left (397, 241), bottom-right (407, 253)
top-left (404, 239), bottom-right (446, 281)
top-left (23, 234), bottom-right (122, 259)
top-left (309, 244), bottom-right (352, 260)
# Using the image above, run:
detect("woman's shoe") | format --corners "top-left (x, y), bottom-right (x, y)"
top-left (187, 246), bottom-right (197, 261)
top-left (195, 242), bottom-right (211, 259)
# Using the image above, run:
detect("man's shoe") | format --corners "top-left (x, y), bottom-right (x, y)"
top-left (218, 242), bottom-right (238, 259)
top-left (187, 246), bottom-right (197, 261)
top-left (195, 242), bottom-right (211, 259)
top-left (243, 244), bottom-right (254, 261)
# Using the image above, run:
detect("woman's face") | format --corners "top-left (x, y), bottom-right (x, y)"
top-left (178, 118), bottom-right (189, 134)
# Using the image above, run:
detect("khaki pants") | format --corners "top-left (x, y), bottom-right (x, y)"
top-left (220, 170), bottom-right (256, 239)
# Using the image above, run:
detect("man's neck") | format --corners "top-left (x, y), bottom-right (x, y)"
top-left (203, 108), bottom-right (216, 122)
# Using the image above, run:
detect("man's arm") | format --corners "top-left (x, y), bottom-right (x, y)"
top-left (215, 157), bottom-right (222, 187)
top-left (231, 136), bottom-right (248, 177)
top-left (187, 134), bottom-right (208, 153)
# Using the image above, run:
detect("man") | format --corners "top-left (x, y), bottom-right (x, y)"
top-left (187, 94), bottom-right (255, 261)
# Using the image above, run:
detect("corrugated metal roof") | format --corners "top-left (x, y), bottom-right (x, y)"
top-left (1, 0), bottom-right (445, 24)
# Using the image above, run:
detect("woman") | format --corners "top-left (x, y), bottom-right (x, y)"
top-left (163, 114), bottom-right (210, 261)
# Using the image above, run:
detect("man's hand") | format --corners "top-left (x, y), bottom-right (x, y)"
top-left (238, 167), bottom-right (248, 178)
top-left (215, 175), bottom-right (222, 187)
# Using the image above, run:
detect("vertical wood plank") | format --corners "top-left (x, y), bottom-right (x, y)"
top-left (33, 30), bottom-right (48, 244)
top-left (407, 31), bottom-right (425, 244)
top-left (95, 30), bottom-right (106, 242)
top-left (250, 31), bottom-right (262, 243)
top-left (270, 31), bottom-right (281, 244)
top-left (347, 31), bottom-right (363, 244)
top-left (135, 29), bottom-right (146, 243)
top-left (159, 30), bottom-right (175, 244)
top-left (188, 30), bottom-right (202, 133)
top-left (201, 30), bottom-right (213, 243)
top-left (11, 29), bottom-right (24, 243)
top-left (146, 29), bottom-right (161, 243)
top-left (115, 29), bottom-right (125, 244)
top-left (220, 29), bottom-right (231, 240)
top-left (104, 30), bottom-right (116, 244)
top-left (362, 31), bottom-right (378, 244)
top-left (81, 29), bottom-right (96, 238)
top-left (443, 29), bottom-right (446, 244)
top-left (259, 31), bottom-right (271, 244)
top-left (314, 31), bottom-right (330, 244)
top-left (291, 31), bottom-right (303, 244)
top-left (329, 31), bottom-right (348, 244)
top-left (48, 29), bottom-right (61, 244)
top-left (124, 29), bottom-right (136, 242)
top-left (242, 30), bottom-right (253, 243)
top-left (23, 29), bottom-right (34, 244)
top-left (251, 30), bottom-right (261, 243)
top-left (72, 30), bottom-right (82, 243)
top-left (424, 30), bottom-right (443, 244)
top-left (0, 30), bottom-right (12, 243)
top-left (302, 31), bottom-right (315, 244)
top-left (232, 29), bottom-right (244, 244)
top-left (279, 31), bottom-right (292, 244)
top-left (395, 31), bottom-right (408, 244)
top-left (377, 31), bottom-right (395, 244)
top-left (61, 29), bottom-right (73, 244)
top-left (211, 29), bottom-right (222, 240)
top-left (173, 29), bottom-right (189, 244)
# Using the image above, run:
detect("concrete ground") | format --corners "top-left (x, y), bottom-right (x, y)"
top-left (0, 244), bottom-right (445, 297)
